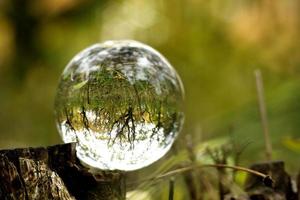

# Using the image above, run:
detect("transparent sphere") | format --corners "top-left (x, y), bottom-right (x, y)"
top-left (54, 40), bottom-right (184, 171)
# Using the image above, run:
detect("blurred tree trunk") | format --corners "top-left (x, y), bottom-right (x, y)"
top-left (0, 143), bottom-right (126, 200)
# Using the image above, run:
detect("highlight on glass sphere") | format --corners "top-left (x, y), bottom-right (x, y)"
top-left (54, 40), bottom-right (184, 171)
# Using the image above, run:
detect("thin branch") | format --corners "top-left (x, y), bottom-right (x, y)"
top-left (254, 69), bottom-right (272, 161)
top-left (168, 178), bottom-right (175, 200)
top-left (129, 163), bottom-right (273, 188)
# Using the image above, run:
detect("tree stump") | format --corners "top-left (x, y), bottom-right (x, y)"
top-left (0, 143), bottom-right (126, 200)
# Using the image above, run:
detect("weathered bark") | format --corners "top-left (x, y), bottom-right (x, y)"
top-left (244, 161), bottom-right (297, 200)
top-left (224, 161), bottom-right (298, 200)
top-left (0, 143), bottom-right (126, 200)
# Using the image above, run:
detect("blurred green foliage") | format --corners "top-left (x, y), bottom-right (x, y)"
top-left (1, 0), bottom-right (300, 199)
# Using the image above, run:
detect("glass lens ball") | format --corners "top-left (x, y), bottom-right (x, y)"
top-left (54, 40), bottom-right (184, 171)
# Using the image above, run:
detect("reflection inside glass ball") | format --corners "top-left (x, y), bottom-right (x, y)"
top-left (54, 40), bottom-right (184, 171)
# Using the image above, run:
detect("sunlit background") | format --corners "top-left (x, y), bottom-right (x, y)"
top-left (1, 0), bottom-right (300, 199)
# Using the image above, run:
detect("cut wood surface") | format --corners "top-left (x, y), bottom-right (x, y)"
top-left (0, 143), bottom-right (125, 200)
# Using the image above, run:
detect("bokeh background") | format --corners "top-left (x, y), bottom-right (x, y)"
top-left (1, 0), bottom-right (300, 198)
